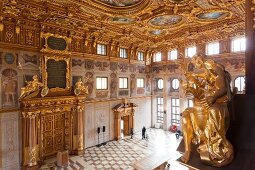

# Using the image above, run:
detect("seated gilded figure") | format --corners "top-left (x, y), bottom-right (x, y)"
top-left (74, 78), bottom-right (88, 96)
top-left (180, 55), bottom-right (233, 167)
top-left (20, 75), bottom-right (44, 100)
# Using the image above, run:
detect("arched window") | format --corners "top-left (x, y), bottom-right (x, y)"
top-left (172, 78), bottom-right (180, 90)
top-left (234, 76), bottom-right (245, 93)
top-left (157, 78), bottom-right (163, 89)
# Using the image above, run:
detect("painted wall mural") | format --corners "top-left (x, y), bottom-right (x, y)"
top-left (149, 15), bottom-right (183, 27)
top-left (85, 72), bottom-right (94, 98)
top-left (98, 0), bottom-right (141, 7)
top-left (2, 69), bottom-right (18, 108)
top-left (110, 73), bottom-right (118, 98)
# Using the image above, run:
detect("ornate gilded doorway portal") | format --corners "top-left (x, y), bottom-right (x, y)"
top-left (113, 101), bottom-right (137, 140)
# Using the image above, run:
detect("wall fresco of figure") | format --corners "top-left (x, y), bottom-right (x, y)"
top-left (110, 73), bottom-right (118, 98)
top-left (85, 72), bottom-right (94, 98)
top-left (2, 69), bottom-right (18, 108)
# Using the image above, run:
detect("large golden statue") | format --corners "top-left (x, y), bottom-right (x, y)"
top-left (180, 55), bottom-right (233, 167)
top-left (20, 75), bottom-right (44, 100)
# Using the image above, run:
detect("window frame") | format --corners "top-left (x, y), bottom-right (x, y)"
top-left (157, 97), bottom-right (164, 124)
top-left (119, 77), bottom-right (128, 89)
top-left (206, 42), bottom-right (220, 55)
top-left (137, 51), bottom-right (144, 61)
top-left (171, 78), bottom-right (180, 90)
top-left (168, 49), bottom-right (178, 60)
top-left (119, 48), bottom-right (128, 58)
top-left (185, 46), bottom-right (197, 58)
top-left (231, 37), bottom-right (246, 52)
top-left (137, 78), bottom-right (144, 88)
top-left (234, 76), bottom-right (245, 93)
top-left (154, 52), bottom-right (162, 62)
top-left (96, 77), bottom-right (108, 90)
top-left (171, 98), bottom-right (180, 126)
top-left (157, 78), bottom-right (164, 90)
top-left (96, 43), bottom-right (107, 56)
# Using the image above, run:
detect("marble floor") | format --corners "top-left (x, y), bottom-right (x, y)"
top-left (40, 128), bottom-right (192, 170)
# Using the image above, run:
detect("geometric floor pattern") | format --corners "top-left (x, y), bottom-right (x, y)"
top-left (41, 128), bottom-right (190, 170)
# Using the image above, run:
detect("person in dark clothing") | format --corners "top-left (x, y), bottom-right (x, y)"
top-left (130, 128), bottom-right (134, 139)
top-left (142, 126), bottom-right (146, 139)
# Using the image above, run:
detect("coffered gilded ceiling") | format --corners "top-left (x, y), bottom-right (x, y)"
top-left (0, 0), bottom-right (245, 51)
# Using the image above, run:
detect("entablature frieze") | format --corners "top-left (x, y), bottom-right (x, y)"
top-left (20, 96), bottom-right (86, 112)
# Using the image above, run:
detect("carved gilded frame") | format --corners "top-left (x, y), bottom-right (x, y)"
top-left (42, 55), bottom-right (71, 92)
top-left (40, 32), bottom-right (71, 54)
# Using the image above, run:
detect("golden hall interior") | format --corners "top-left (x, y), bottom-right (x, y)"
top-left (0, 0), bottom-right (255, 170)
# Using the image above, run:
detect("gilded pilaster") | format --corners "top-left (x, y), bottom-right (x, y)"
top-left (22, 111), bottom-right (40, 169)
top-left (71, 97), bottom-right (86, 155)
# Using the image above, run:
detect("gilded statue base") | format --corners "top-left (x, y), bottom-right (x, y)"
top-left (21, 165), bottom-right (39, 170)
top-left (177, 139), bottom-right (219, 170)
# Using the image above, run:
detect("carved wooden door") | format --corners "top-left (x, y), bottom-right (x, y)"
top-left (123, 116), bottom-right (130, 136)
top-left (41, 112), bottom-right (66, 158)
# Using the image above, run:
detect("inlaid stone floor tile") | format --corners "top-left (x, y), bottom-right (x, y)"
top-left (41, 128), bottom-right (193, 170)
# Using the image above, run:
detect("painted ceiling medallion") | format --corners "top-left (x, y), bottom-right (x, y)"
top-left (109, 16), bottom-right (135, 24)
top-left (98, 0), bottom-right (142, 7)
top-left (149, 15), bottom-right (183, 27)
top-left (196, 11), bottom-right (230, 21)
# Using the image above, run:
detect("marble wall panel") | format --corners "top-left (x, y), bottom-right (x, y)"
top-left (84, 103), bottom-right (95, 148)
top-left (0, 111), bottom-right (20, 170)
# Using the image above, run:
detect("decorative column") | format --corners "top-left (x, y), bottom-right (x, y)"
top-left (114, 111), bottom-right (121, 140)
top-left (72, 98), bottom-right (85, 155)
top-left (22, 111), bottom-right (40, 170)
top-left (129, 111), bottom-right (135, 131)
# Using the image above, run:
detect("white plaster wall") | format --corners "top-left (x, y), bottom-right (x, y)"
top-left (84, 103), bottom-right (95, 148)
top-left (131, 97), bottom-right (151, 133)
top-left (0, 111), bottom-right (20, 170)
top-left (84, 97), bottom-right (152, 148)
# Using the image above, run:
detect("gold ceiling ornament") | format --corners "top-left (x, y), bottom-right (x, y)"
top-left (0, 16), bottom-right (4, 32)
top-left (180, 55), bottom-right (234, 167)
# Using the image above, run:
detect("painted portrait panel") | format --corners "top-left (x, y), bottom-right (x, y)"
top-left (2, 69), bottom-right (18, 108)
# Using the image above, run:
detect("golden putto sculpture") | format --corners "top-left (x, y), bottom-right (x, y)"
top-left (180, 55), bottom-right (233, 167)
top-left (74, 78), bottom-right (88, 96)
top-left (20, 75), bottom-right (43, 99)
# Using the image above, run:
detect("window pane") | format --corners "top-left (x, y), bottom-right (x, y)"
top-left (157, 79), bottom-right (163, 89)
top-left (186, 46), bottom-right (196, 58)
top-left (232, 37), bottom-right (246, 52)
top-left (172, 79), bottom-right (180, 89)
top-left (168, 49), bottom-right (177, 60)
top-left (155, 52), bottom-right (162, 62)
